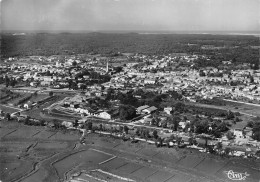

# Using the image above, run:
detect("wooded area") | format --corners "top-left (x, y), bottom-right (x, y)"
top-left (1, 33), bottom-right (259, 68)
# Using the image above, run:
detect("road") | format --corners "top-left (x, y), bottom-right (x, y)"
top-left (8, 86), bottom-right (80, 94)
top-left (185, 101), bottom-right (257, 118)
top-left (223, 99), bottom-right (260, 107)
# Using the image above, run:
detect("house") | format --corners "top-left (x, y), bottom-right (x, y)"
top-left (136, 105), bottom-right (149, 113)
top-left (24, 102), bottom-right (33, 109)
top-left (233, 129), bottom-right (243, 138)
top-left (144, 79), bottom-right (156, 84)
top-left (144, 118), bottom-right (153, 124)
top-left (41, 81), bottom-right (52, 86)
top-left (243, 127), bottom-right (253, 137)
top-left (62, 121), bottom-right (73, 128)
top-left (97, 111), bottom-right (111, 119)
top-left (142, 106), bottom-right (157, 114)
top-left (164, 107), bottom-right (172, 115)
top-left (179, 121), bottom-right (186, 129)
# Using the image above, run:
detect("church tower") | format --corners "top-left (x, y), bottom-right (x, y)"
top-left (106, 60), bottom-right (109, 72)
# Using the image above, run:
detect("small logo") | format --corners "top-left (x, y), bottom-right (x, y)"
top-left (224, 170), bottom-right (250, 180)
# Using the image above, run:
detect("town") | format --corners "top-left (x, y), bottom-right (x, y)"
top-left (1, 0), bottom-right (260, 180)
top-left (1, 52), bottom-right (260, 161)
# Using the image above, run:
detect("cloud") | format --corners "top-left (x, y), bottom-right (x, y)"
top-left (1, 0), bottom-right (259, 31)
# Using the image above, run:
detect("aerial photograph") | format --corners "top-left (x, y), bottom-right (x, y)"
top-left (0, 0), bottom-right (260, 181)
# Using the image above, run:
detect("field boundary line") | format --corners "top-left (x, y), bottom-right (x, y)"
top-left (116, 162), bottom-right (128, 169)
top-left (99, 156), bottom-right (117, 165)
top-left (130, 166), bottom-right (144, 174)
top-left (193, 157), bottom-right (205, 168)
top-left (113, 143), bottom-right (121, 148)
top-left (32, 130), bottom-right (42, 137)
top-left (47, 131), bottom-right (58, 138)
top-left (145, 169), bottom-right (159, 179)
top-left (134, 147), bottom-right (144, 153)
top-left (163, 173), bottom-right (176, 182)
top-left (2, 129), bottom-right (17, 138)
top-left (90, 148), bottom-right (115, 157)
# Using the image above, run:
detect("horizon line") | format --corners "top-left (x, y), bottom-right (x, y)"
top-left (2, 30), bottom-right (260, 36)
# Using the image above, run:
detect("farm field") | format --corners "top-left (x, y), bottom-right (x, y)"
top-left (1, 119), bottom-right (259, 182)
top-left (0, 105), bottom-right (20, 113)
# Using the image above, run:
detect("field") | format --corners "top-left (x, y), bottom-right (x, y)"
top-left (21, 94), bottom-right (68, 121)
top-left (0, 89), bottom-right (50, 116)
top-left (1, 119), bottom-right (259, 182)
top-left (0, 105), bottom-right (20, 113)
top-left (221, 99), bottom-right (260, 117)
top-left (29, 93), bottom-right (49, 103)
top-left (186, 100), bottom-right (259, 131)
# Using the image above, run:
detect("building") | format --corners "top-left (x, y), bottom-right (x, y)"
top-left (233, 129), bottom-right (243, 139)
top-left (142, 106), bottom-right (157, 114)
top-left (95, 111), bottom-right (111, 119)
top-left (164, 107), bottom-right (172, 115)
top-left (136, 105), bottom-right (150, 114)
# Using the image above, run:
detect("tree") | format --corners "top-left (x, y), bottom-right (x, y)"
top-left (216, 142), bottom-right (223, 151)
top-left (72, 61), bottom-right (77, 67)
top-left (172, 116), bottom-right (181, 131)
top-left (49, 91), bottom-right (54, 96)
top-left (114, 66), bottom-right (123, 73)
top-left (226, 110), bottom-right (235, 120)
top-left (73, 119), bottom-right (79, 127)
top-left (99, 124), bottom-right (103, 131)
top-left (161, 121), bottom-right (167, 128)
top-left (118, 125), bottom-right (123, 133)
top-left (119, 92), bottom-right (138, 107)
top-left (106, 88), bottom-right (115, 100)
top-left (216, 121), bottom-right (228, 132)
top-left (123, 125), bottom-right (129, 134)
top-left (188, 137), bottom-right (194, 145)
top-left (176, 136), bottom-right (182, 145)
top-left (10, 78), bottom-right (16, 87)
top-left (200, 134), bottom-right (210, 147)
top-left (40, 119), bottom-right (45, 126)
top-left (249, 75), bottom-right (254, 83)
top-left (119, 105), bottom-right (136, 120)
top-left (207, 145), bottom-right (215, 154)
top-left (226, 131), bottom-right (235, 140)
top-left (5, 113), bottom-right (11, 121)
top-left (86, 121), bottom-right (93, 131)
top-left (168, 90), bottom-right (182, 100)
top-left (175, 102), bottom-right (185, 113)
top-left (247, 120), bottom-right (254, 128)
top-left (5, 76), bottom-right (10, 87)
top-left (135, 128), bottom-right (141, 136)
top-left (195, 120), bottom-right (209, 134)
top-left (80, 84), bottom-right (87, 90)
top-left (252, 130), bottom-right (260, 141)
top-left (153, 130), bottom-right (158, 139)
top-left (24, 117), bottom-right (31, 125)
top-left (156, 137), bottom-right (163, 147)
top-left (151, 118), bottom-right (156, 126)
top-left (199, 70), bottom-right (206, 77)
top-left (233, 117), bottom-right (240, 124)
top-left (253, 62), bottom-right (259, 70)
top-left (252, 122), bottom-right (260, 141)
top-left (212, 130), bottom-right (222, 138)
top-left (224, 147), bottom-right (231, 156)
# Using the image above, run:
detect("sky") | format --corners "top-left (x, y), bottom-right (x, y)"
top-left (1, 0), bottom-right (260, 32)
